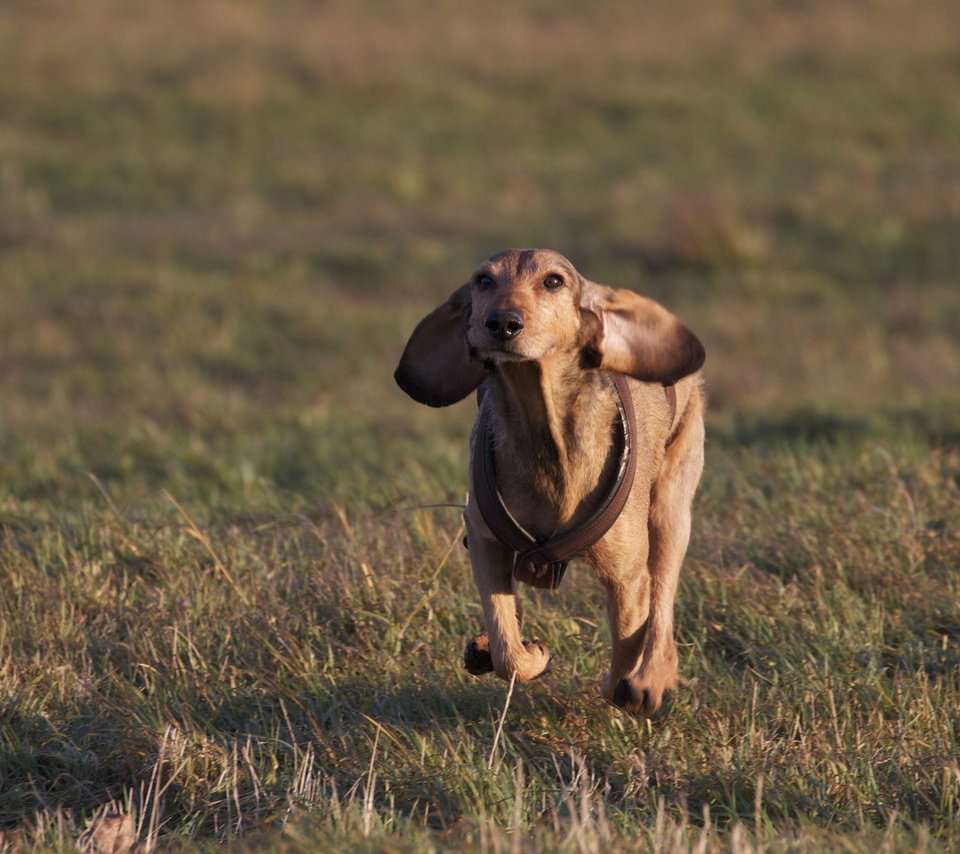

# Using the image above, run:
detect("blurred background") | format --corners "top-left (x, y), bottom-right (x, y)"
top-left (1, 0), bottom-right (958, 504)
top-left (2, 2), bottom-right (959, 845)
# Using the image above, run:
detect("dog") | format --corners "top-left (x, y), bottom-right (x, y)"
top-left (395, 249), bottom-right (705, 718)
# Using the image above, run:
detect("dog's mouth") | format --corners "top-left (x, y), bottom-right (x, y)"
top-left (470, 342), bottom-right (529, 364)
top-left (481, 348), bottom-right (527, 362)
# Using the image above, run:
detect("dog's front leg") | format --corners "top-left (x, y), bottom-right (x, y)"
top-left (600, 559), bottom-right (678, 719)
top-left (600, 567), bottom-right (651, 689)
top-left (606, 409), bottom-right (705, 718)
top-left (462, 514), bottom-right (551, 682)
top-left (607, 568), bottom-right (679, 719)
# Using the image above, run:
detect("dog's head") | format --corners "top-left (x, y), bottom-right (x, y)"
top-left (395, 248), bottom-right (704, 407)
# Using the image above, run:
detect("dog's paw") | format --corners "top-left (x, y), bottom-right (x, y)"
top-left (463, 633), bottom-right (495, 676)
top-left (610, 676), bottom-right (674, 720)
top-left (464, 634), bottom-right (553, 680)
top-left (521, 639), bottom-right (553, 677)
top-left (499, 639), bottom-right (553, 681)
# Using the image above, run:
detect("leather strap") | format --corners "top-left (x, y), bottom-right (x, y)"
top-left (471, 373), bottom-right (639, 590)
top-left (664, 383), bottom-right (677, 430)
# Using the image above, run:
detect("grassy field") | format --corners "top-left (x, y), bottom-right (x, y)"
top-left (1, 0), bottom-right (959, 850)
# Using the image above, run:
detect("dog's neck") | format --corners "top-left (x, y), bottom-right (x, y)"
top-left (486, 353), bottom-right (620, 532)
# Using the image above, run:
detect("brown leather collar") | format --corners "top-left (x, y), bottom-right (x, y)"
top-left (471, 372), bottom-right (640, 590)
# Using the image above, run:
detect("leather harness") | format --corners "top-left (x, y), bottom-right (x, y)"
top-left (469, 374), bottom-right (677, 590)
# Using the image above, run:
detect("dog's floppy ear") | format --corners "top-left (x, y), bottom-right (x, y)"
top-left (395, 284), bottom-right (490, 407)
top-left (580, 281), bottom-right (705, 385)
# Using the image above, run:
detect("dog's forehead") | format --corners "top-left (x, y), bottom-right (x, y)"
top-left (479, 248), bottom-right (578, 280)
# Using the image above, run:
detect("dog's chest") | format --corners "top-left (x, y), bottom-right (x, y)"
top-left (494, 428), bottom-right (621, 538)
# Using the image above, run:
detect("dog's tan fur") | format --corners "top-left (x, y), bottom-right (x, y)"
top-left (396, 249), bottom-right (705, 717)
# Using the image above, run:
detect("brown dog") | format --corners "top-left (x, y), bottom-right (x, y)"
top-left (395, 249), bottom-right (705, 717)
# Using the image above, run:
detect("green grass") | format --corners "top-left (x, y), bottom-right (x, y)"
top-left (1, 0), bottom-right (959, 850)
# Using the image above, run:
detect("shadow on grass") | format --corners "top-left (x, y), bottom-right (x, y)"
top-left (713, 404), bottom-right (960, 448)
top-left (0, 697), bottom-right (172, 829)
top-left (0, 679), bottom-right (499, 836)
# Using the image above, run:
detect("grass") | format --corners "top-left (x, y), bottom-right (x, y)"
top-left (1, 0), bottom-right (959, 850)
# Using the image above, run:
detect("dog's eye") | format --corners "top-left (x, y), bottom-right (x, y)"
top-left (543, 274), bottom-right (564, 290)
top-left (475, 274), bottom-right (495, 291)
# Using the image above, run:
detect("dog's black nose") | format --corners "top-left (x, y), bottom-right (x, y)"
top-left (484, 310), bottom-right (524, 341)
